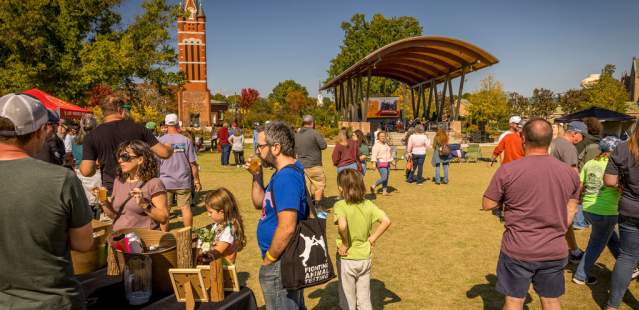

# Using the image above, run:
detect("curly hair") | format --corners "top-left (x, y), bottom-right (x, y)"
top-left (115, 140), bottom-right (159, 182)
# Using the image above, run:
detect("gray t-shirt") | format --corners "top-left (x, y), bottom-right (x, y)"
top-left (0, 157), bottom-right (93, 309)
top-left (550, 137), bottom-right (578, 167)
top-left (605, 142), bottom-right (639, 218)
top-left (295, 127), bottom-right (327, 168)
top-left (158, 134), bottom-right (197, 190)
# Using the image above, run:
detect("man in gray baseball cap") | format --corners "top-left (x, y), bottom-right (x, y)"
top-left (0, 93), bottom-right (94, 309)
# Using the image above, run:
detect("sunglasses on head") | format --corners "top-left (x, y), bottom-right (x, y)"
top-left (118, 153), bottom-right (139, 162)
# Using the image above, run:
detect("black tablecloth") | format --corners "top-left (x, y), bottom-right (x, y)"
top-left (80, 269), bottom-right (257, 310)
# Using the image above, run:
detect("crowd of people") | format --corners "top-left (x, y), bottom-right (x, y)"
top-left (0, 93), bottom-right (392, 310)
top-left (6, 87), bottom-right (639, 309)
top-left (484, 115), bottom-right (639, 310)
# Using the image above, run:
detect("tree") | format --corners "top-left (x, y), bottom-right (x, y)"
top-left (508, 92), bottom-right (530, 118)
top-left (240, 88), bottom-right (260, 110)
top-left (581, 64), bottom-right (628, 112)
top-left (268, 80), bottom-right (308, 108)
top-left (0, 0), bottom-right (182, 104)
top-left (529, 88), bottom-right (557, 118)
top-left (559, 89), bottom-right (585, 114)
top-left (326, 13), bottom-right (422, 96)
top-left (467, 75), bottom-right (508, 135)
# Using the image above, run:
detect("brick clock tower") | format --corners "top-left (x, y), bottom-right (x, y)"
top-left (177, 0), bottom-right (211, 127)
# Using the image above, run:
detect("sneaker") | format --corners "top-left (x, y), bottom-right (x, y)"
top-left (572, 276), bottom-right (597, 285)
top-left (632, 268), bottom-right (639, 279)
top-left (569, 249), bottom-right (584, 264)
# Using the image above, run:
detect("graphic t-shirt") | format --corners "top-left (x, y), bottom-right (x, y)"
top-left (580, 157), bottom-right (620, 216)
top-left (83, 119), bottom-right (159, 191)
top-left (158, 133), bottom-right (197, 190)
top-left (484, 155), bottom-right (580, 261)
top-left (256, 161), bottom-right (308, 257)
top-left (0, 158), bottom-right (93, 309)
top-left (333, 199), bottom-right (386, 260)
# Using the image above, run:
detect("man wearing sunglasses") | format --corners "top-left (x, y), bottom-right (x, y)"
top-left (33, 108), bottom-right (66, 166)
top-left (80, 93), bottom-right (173, 193)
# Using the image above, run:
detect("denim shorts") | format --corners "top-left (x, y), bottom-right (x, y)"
top-left (496, 251), bottom-right (568, 298)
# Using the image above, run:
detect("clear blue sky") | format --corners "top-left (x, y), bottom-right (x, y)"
top-left (119, 0), bottom-right (639, 98)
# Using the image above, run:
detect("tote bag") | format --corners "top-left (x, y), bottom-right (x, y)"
top-left (273, 164), bottom-right (336, 289)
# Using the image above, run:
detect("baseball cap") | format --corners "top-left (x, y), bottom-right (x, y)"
top-left (567, 121), bottom-right (587, 135)
top-left (165, 113), bottom-right (178, 126)
top-left (600, 136), bottom-right (621, 153)
top-left (145, 121), bottom-right (157, 130)
top-left (509, 116), bottom-right (522, 124)
top-left (0, 93), bottom-right (49, 136)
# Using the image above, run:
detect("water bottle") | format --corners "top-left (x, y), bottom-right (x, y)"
top-left (124, 255), bottom-right (152, 305)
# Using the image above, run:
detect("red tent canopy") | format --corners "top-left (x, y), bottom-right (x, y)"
top-left (22, 88), bottom-right (91, 120)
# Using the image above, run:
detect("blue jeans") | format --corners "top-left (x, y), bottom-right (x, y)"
top-left (408, 154), bottom-right (426, 183)
top-left (374, 165), bottom-right (389, 190)
top-left (259, 260), bottom-right (305, 310)
top-left (573, 204), bottom-right (587, 228)
top-left (221, 144), bottom-right (231, 165)
top-left (337, 162), bottom-right (358, 174)
top-left (434, 162), bottom-right (449, 183)
top-left (608, 216), bottom-right (639, 308)
top-left (360, 160), bottom-right (367, 176)
top-left (574, 212), bottom-right (620, 281)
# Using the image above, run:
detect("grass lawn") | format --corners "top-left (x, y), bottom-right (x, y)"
top-left (166, 147), bottom-right (639, 309)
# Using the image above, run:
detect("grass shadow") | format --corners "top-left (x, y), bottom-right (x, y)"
top-left (307, 279), bottom-right (400, 309)
top-left (466, 274), bottom-right (532, 309)
top-left (580, 263), bottom-right (639, 309)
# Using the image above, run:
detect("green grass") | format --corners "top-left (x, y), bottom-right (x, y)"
top-left (166, 147), bottom-right (639, 309)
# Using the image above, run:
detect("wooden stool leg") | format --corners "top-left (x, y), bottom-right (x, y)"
top-left (209, 259), bottom-right (225, 302)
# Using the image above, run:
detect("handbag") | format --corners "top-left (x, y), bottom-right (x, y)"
top-left (274, 164), bottom-right (336, 289)
top-left (378, 161), bottom-right (389, 168)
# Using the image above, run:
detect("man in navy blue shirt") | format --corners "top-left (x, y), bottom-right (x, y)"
top-left (248, 121), bottom-right (307, 310)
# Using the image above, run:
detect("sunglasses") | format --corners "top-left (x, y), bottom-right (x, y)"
top-left (118, 153), bottom-right (139, 162)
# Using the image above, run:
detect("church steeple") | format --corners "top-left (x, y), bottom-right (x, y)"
top-left (183, 0), bottom-right (199, 19)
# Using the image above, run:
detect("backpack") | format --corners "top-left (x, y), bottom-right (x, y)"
top-left (272, 164), bottom-right (336, 289)
top-left (439, 144), bottom-right (451, 157)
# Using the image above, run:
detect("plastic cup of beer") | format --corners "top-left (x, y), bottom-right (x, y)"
top-left (248, 156), bottom-right (261, 174)
top-left (98, 187), bottom-right (108, 203)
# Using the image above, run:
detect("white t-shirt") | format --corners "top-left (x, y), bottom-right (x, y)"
top-left (214, 223), bottom-right (235, 245)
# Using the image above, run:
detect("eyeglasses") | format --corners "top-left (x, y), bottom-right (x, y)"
top-left (118, 153), bottom-right (139, 162)
top-left (256, 143), bottom-right (270, 151)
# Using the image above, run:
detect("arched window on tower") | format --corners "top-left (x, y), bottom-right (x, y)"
top-left (182, 39), bottom-right (202, 80)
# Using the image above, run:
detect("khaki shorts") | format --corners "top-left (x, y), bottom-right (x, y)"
top-left (304, 166), bottom-right (326, 194)
top-left (167, 189), bottom-right (192, 208)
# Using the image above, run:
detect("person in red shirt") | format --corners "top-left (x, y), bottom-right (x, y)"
top-left (218, 122), bottom-right (231, 166)
top-left (492, 118), bottom-right (524, 165)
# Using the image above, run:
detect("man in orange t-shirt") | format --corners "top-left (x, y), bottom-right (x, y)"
top-left (492, 117), bottom-right (525, 165)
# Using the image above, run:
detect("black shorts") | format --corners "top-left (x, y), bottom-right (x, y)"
top-left (496, 251), bottom-right (568, 298)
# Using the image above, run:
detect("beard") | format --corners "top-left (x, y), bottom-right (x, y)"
top-left (260, 151), bottom-right (277, 169)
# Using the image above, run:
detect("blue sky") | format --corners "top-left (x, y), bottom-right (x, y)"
top-left (119, 0), bottom-right (639, 98)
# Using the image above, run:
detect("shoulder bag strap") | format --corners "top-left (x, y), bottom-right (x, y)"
top-left (111, 180), bottom-right (148, 226)
top-left (276, 164), bottom-right (318, 220)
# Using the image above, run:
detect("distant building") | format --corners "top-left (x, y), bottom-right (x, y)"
top-left (176, 0), bottom-right (211, 128)
top-left (581, 74), bottom-right (601, 88)
top-left (621, 57), bottom-right (639, 102)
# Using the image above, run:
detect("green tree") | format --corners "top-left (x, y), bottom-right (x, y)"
top-left (0, 0), bottom-right (182, 104)
top-left (581, 64), bottom-right (628, 112)
top-left (559, 89), bottom-right (585, 114)
top-left (467, 75), bottom-right (508, 135)
top-left (326, 13), bottom-right (422, 96)
top-left (529, 88), bottom-right (557, 118)
top-left (268, 80), bottom-right (309, 108)
top-left (508, 92), bottom-right (530, 118)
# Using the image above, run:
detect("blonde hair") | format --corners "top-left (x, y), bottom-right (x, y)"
top-left (629, 120), bottom-right (639, 161)
top-left (204, 188), bottom-right (247, 251)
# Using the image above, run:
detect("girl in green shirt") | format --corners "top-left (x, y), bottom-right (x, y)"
top-left (573, 136), bottom-right (621, 285)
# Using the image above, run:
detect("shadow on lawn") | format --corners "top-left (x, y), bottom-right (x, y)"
top-left (569, 263), bottom-right (639, 309)
top-left (466, 274), bottom-right (532, 309)
top-left (308, 279), bottom-right (401, 309)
